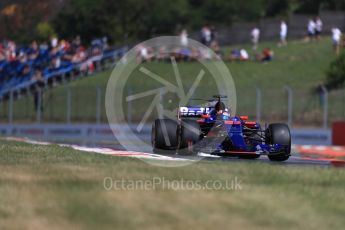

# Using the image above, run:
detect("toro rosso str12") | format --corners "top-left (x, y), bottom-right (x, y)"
top-left (151, 95), bottom-right (291, 161)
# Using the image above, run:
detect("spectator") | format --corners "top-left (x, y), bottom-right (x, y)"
top-left (210, 41), bottom-right (223, 60)
top-left (7, 41), bottom-right (16, 55)
top-left (251, 27), bottom-right (260, 50)
top-left (210, 26), bottom-right (217, 43)
top-left (71, 47), bottom-right (86, 63)
top-left (306, 19), bottom-right (316, 42)
top-left (200, 47), bottom-right (212, 60)
top-left (278, 20), bottom-right (288, 47)
top-left (40, 42), bottom-right (49, 51)
top-left (18, 50), bottom-right (28, 63)
top-left (239, 48), bottom-right (249, 61)
top-left (91, 46), bottom-right (102, 57)
top-left (50, 36), bottom-right (58, 48)
top-left (229, 48), bottom-right (240, 62)
top-left (180, 29), bottom-right (188, 47)
top-left (0, 45), bottom-right (5, 61)
top-left (136, 45), bottom-right (154, 63)
top-left (315, 16), bottom-right (323, 41)
top-left (59, 40), bottom-right (69, 52)
top-left (201, 25), bottom-right (212, 46)
top-left (102, 37), bottom-right (109, 50)
top-left (156, 46), bottom-right (168, 62)
top-left (332, 27), bottom-right (342, 54)
top-left (20, 64), bottom-right (31, 76)
top-left (62, 45), bottom-right (74, 62)
top-left (50, 56), bottom-right (61, 69)
top-left (27, 41), bottom-right (39, 60)
top-left (72, 36), bottom-right (82, 52)
top-left (190, 47), bottom-right (200, 61)
top-left (228, 48), bottom-right (249, 62)
top-left (32, 68), bottom-right (44, 112)
top-left (31, 68), bottom-right (43, 82)
top-left (315, 82), bottom-right (326, 107)
top-left (172, 46), bottom-right (191, 62)
top-left (6, 40), bottom-right (16, 61)
top-left (91, 38), bottom-right (102, 47)
top-left (257, 48), bottom-right (274, 62)
top-left (181, 47), bottom-right (192, 61)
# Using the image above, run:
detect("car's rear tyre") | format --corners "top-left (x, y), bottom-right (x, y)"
top-left (152, 119), bottom-right (178, 154)
top-left (266, 123), bottom-right (291, 161)
top-left (177, 120), bottom-right (201, 155)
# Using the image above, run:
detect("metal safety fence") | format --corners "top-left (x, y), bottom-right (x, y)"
top-left (1, 84), bottom-right (343, 128)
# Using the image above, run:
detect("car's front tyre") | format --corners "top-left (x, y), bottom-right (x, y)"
top-left (266, 123), bottom-right (291, 161)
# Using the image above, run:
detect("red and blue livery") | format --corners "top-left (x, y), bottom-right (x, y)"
top-left (151, 95), bottom-right (291, 161)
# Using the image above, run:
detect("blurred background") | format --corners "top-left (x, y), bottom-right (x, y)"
top-left (1, 0), bottom-right (345, 146)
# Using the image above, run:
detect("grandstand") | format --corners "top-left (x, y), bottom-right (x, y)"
top-left (0, 38), bottom-right (127, 101)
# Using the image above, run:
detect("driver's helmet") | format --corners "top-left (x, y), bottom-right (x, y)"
top-left (215, 101), bottom-right (226, 112)
top-left (209, 101), bottom-right (230, 117)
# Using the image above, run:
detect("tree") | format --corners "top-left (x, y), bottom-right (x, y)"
top-left (326, 51), bottom-right (345, 90)
top-left (0, 0), bottom-right (65, 43)
top-left (264, 0), bottom-right (290, 17)
top-left (36, 22), bottom-right (56, 40)
top-left (4, 0), bottom-right (345, 44)
top-left (52, 0), bottom-right (189, 44)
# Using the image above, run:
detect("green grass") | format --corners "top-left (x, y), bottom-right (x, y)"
top-left (0, 139), bottom-right (345, 230)
top-left (63, 38), bottom-right (335, 89)
top-left (3, 37), bottom-right (345, 125)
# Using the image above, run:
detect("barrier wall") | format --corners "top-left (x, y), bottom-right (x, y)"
top-left (332, 121), bottom-right (345, 146)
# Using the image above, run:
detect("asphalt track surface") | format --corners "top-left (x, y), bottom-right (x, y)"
top-left (4, 137), bottom-right (344, 167)
top-left (83, 141), bottom-right (340, 167)
top-left (172, 154), bottom-right (331, 166)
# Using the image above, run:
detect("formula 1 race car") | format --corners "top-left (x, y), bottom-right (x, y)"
top-left (151, 95), bottom-right (291, 161)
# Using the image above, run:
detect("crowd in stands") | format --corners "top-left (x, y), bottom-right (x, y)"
top-left (0, 35), bottom-right (119, 97)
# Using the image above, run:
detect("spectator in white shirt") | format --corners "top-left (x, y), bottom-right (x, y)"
top-left (240, 48), bottom-right (249, 61)
top-left (315, 16), bottom-right (323, 41)
top-left (332, 28), bottom-right (342, 54)
top-left (251, 27), bottom-right (260, 50)
top-left (306, 19), bottom-right (316, 42)
top-left (278, 20), bottom-right (288, 47)
top-left (136, 45), bottom-right (153, 63)
top-left (180, 29), bottom-right (188, 47)
top-left (50, 36), bottom-right (58, 48)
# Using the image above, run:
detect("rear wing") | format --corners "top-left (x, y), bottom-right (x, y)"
top-left (178, 106), bottom-right (212, 118)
